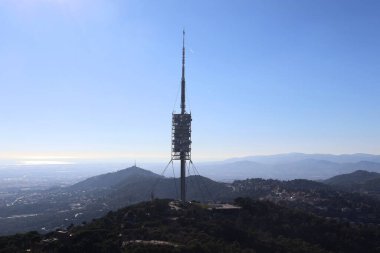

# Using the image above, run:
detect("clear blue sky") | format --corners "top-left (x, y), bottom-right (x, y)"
top-left (0, 0), bottom-right (379, 163)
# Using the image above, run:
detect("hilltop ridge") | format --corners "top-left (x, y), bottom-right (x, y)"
top-left (1, 198), bottom-right (380, 253)
top-left (70, 166), bottom-right (162, 190)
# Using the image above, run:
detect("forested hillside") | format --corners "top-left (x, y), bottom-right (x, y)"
top-left (1, 198), bottom-right (380, 253)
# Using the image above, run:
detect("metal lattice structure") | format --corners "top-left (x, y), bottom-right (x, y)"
top-left (171, 113), bottom-right (192, 160)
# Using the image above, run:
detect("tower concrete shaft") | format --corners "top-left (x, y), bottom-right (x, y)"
top-left (180, 30), bottom-right (186, 202)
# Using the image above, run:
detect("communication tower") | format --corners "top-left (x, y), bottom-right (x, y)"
top-left (171, 30), bottom-right (192, 202)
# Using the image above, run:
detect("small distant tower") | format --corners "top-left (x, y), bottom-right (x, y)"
top-left (171, 30), bottom-right (192, 202)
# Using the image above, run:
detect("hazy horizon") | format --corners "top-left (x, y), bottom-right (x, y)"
top-left (1, 152), bottom-right (380, 167)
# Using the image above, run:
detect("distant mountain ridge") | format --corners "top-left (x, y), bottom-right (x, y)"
top-left (324, 170), bottom-right (380, 186)
top-left (324, 170), bottom-right (380, 196)
top-left (199, 154), bottom-right (380, 181)
top-left (224, 153), bottom-right (380, 164)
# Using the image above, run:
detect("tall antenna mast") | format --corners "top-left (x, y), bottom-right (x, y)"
top-left (171, 30), bottom-right (192, 202)
top-left (181, 30), bottom-right (186, 114)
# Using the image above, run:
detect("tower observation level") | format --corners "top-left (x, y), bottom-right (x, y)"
top-left (171, 30), bottom-right (192, 202)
